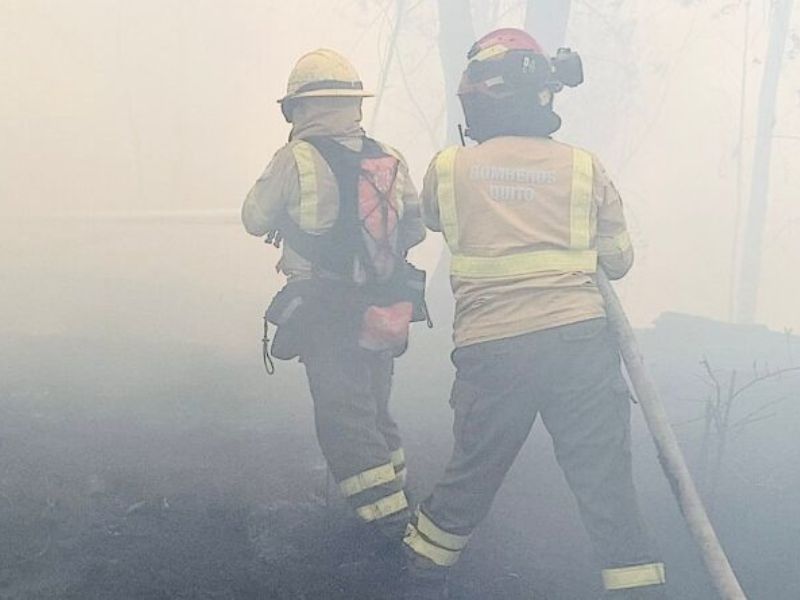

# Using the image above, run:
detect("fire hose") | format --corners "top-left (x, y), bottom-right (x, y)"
top-left (597, 271), bottom-right (747, 599)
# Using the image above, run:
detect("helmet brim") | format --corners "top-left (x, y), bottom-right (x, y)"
top-left (277, 89), bottom-right (374, 103)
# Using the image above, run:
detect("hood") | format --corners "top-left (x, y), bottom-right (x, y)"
top-left (289, 97), bottom-right (365, 141)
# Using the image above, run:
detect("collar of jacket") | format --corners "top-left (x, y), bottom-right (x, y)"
top-left (289, 97), bottom-right (365, 147)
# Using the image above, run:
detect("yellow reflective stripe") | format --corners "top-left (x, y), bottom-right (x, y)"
top-left (598, 231), bottom-right (632, 256)
top-left (355, 490), bottom-right (408, 522)
top-left (451, 249), bottom-right (597, 279)
top-left (570, 148), bottom-right (594, 250)
top-left (472, 44), bottom-right (508, 62)
top-left (390, 448), bottom-right (406, 468)
top-left (291, 142), bottom-right (319, 230)
top-left (416, 510), bottom-right (469, 551)
top-left (404, 524), bottom-right (461, 566)
top-left (338, 463), bottom-right (396, 498)
top-left (602, 563), bottom-right (666, 591)
top-left (435, 147), bottom-right (460, 252)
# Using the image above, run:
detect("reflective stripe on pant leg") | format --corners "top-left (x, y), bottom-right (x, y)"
top-left (303, 343), bottom-right (408, 535)
top-left (602, 563), bottom-right (666, 590)
top-left (355, 490), bottom-right (409, 522)
top-left (338, 462), bottom-right (397, 497)
top-left (403, 508), bottom-right (470, 567)
top-left (404, 525), bottom-right (460, 567)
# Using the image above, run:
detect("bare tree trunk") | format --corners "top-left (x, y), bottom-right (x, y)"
top-left (735, 0), bottom-right (794, 324)
top-left (427, 0), bottom-right (477, 330)
top-left (369, 0), bottom-right (405, 132)
top-left (524, 0), bottom-right (572, 52)
top-left (436, 0), bottom-right (475, 145)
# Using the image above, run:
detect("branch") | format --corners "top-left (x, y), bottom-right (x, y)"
top-left (729, 366), bottom-right (800, 402)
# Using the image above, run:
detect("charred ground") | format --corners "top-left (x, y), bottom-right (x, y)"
top-left (0, 315), bottom-right (798, 599)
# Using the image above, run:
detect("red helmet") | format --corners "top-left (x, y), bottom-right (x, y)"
top-left (458, 28), bottom-right (551, 101)
top-left (458, 28), bottom-right (583, 102)
top-left (467, 28), bottom-right (544, 60)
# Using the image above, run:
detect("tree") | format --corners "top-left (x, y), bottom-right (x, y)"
top-left (435, 0), bottom-right (476, 144)
top-left (735, 0), bottom-right (795, 324)
top-left (524, 0), bottom-right (572, 52)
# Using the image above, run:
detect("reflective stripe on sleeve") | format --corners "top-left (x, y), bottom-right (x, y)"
top-left (416, 510), bottom-right (470, 551)
top-left (602, 563), bottom-right (666, 591)
top-left (355, 490), bottom-right (408, 522)
top-left (450, 249), bottom-right (597, 279)
top-left (403, 523), bottom-right (462, 567)
top-left (291, 142), bottom-right (319, 231)
top-left (434, 147), bottom-right (460, 252)
top-left (338, 463), bottom-right (397, 498)
top-left (570, 148), bottom-right (594, 250)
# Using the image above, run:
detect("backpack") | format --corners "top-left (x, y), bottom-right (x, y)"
top-left (271, 136), bottom-right (427, 356)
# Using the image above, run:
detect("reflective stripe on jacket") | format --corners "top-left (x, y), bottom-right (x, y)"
top-left (421, 136), bottom-right (633, 348)
top-left (242, 102), bottom-right (425, 279)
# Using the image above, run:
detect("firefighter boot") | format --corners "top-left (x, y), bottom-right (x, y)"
top-left (402, 549), bottom-right (448, 600)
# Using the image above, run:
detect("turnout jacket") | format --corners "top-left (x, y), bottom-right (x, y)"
top-left (242, 99), bottom-right (425, 279)
top-left (422, 136), bottom-right (633, 348)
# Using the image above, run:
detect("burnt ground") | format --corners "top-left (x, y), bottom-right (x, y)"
top-left (0, 314), bottom-right (798, 600)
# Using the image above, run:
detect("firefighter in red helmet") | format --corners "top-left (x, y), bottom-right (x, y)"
top-left (402, 29), bottom-right (667, 599)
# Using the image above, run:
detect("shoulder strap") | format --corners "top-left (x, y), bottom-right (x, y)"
top-left (282, 136), bottom-right (392, 279)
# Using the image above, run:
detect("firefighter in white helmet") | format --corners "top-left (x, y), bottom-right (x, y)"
top-left (402, 29), bottom-right (667, 599)
top-left (242, 49), bottom-right (426, 552)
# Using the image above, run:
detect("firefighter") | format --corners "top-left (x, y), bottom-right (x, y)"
top-left (242, 49), bottom-right (425, 547)
top-left (403, 29), bottom-right (667, 599)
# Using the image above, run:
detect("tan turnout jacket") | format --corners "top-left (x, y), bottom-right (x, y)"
top-left (422, 136), bottom-right (633, 348)
top-left (242, 98), bottom-right (425, 278)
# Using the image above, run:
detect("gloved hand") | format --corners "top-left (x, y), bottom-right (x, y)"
top-left (264, 229), bottom-right (283, 248)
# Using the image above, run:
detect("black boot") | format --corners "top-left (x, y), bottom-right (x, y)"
top-left (402, 548), bottom-right (449, 600)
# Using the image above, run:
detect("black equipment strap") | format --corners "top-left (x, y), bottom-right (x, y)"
top-left (279, 136), bottom-right (390, 279)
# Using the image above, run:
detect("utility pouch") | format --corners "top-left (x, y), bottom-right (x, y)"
top-left (264, 281), bottom-right (314, 361)
top-left (356, 264), bottom-right (430, 356)
top-left (401, 263), bottom-right (432, 327)
top-left (359, 301), bottom-right (413, 356)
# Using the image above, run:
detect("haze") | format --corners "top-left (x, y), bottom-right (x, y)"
top-left (0, 2), bottom-right (798, 599)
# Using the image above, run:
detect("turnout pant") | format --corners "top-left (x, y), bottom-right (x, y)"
top-left (302, 332), bottom-right (410, 539)
top-left (404, 318), bottom-right (666, 594)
